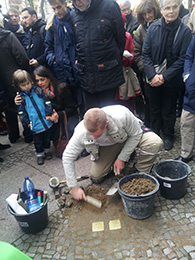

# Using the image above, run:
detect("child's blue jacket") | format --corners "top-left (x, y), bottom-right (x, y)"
top-left (18, 85), bottom-right (53, 133)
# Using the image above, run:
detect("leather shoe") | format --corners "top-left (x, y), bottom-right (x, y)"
top-left (0, 157), bottom-right (4, 162)
top-left (164, 138), bottom-right (173, 150)
top-left (0, 143), bottom-right (11, 150)
top-left (175, 156), bottom-right (193, 163)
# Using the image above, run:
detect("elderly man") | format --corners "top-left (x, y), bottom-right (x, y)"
top-left (62, 105), bottom-right (163, 200)
top-left (119, 0), bottom-right (139, 37)
top-left (70, 0), bottom-right (125, 110)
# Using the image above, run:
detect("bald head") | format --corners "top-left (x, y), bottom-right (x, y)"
top-left (84, 108), bottom-right (107, 133)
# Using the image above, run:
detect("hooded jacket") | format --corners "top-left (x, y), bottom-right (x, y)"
top-left (45, 9), bottom-right (77, 85)
top-left (70, 0), bottom-right (125, 93)
top-left (18, 85), bottom-right (53, 133)
top-left (26, 19), bottom-right (46, 65)
top-left (0, 28), bottom-right (29, 99)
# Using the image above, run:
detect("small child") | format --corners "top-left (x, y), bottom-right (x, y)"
top-left (13, 69), bottom-right (53, 165)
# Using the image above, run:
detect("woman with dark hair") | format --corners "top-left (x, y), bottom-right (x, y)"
top-left (133, 0), bottom-right (161, 127)
top-left (15, 65), bottom-right (79, 142)
top-left (142, 0), bottom-right (192, 150)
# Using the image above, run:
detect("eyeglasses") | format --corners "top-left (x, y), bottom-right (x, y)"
top-left (162, 4), bottom-right (180, 12)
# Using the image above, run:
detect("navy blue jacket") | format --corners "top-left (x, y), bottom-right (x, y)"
top-left (18, 85), bottom-right (53, 133)
top-left (45, 10), bottom-right (77, 85)
top-left (71, 0), bottom-right (125, 93)
top-left (142, 17), bottom-right (192, 88)
top-left (183, 35), bottom-right (195, 114)
top-left (26, 19), bottom-right (46, 65)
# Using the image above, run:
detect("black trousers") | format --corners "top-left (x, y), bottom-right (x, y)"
top-left (33, 129), bottom-right (51, 154)
top-left (148, 84), bottom-right (180, 139)
top-left (83, 88), bottom-right (118, 110)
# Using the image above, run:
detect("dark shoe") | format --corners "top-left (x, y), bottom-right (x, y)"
top-left (90, 175), bottom-right (107, 184)
top-left (0, 157), bottom-right (4, 162)
top-left (37, 156), bottom-right (44, 165)
top-left (45, 152), bottom-right (52, 160)
top-left (81, 149), bottom-right (90, 157)
top-left (0, 143), bottom-right (11, 150)
top-left (175, 156), bottom-right (193, 163)
top-left (9, 135), bottom-right (20, 143)
top-left (164, 138), bottom-right (173, 151)
top-left (0, 130), bottom-right (7, 135)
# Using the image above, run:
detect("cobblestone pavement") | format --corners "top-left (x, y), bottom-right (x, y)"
top-left (1, 119), bottom-right (195, 260)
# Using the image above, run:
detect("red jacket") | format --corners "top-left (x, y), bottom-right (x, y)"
top-left (122, 32), bottom-right (134, 67)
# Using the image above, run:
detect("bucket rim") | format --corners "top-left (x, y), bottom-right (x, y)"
top-left (117, 172), bottom-right (159, 198)
top-left (153, 159), bottom-right (191, 182)
top-left (8, 189), bottom-right (49, 217)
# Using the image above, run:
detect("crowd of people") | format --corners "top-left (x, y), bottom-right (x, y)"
top-left (0, 0), bottom-right (194, 201)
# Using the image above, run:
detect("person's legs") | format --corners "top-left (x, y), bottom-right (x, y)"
top-left (83, 88), bottom-right (117, 110)
top-left (162, 87), bottom-right (180, 140)
top-left (91, 142), bottom-right (125, 180)
top-left (33, 133), bottom-right (45, 165)
top-left (180, 109), bottom-right (195, 159)
top-left (148, 85), bottom-right (163, 136)
top-left (135, 131), bottom-right (163, 173)
top-left (43, 129), bottom-right (52, 160)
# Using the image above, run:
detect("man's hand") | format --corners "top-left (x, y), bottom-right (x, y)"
top-left (14, 92), bottom-right (22, 105)
top-left (71, 186), bottom-right (86, 201)
top-left (113, 158), bottom-right (125, 175)
top-left (29, 58), bottom-right (39, 67)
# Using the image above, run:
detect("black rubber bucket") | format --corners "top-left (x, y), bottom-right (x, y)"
top-left (8, 189), bottom-right (49, 234)
top-left (118, 173), bottom-right (159, 219)
top-left (153, 160), bottom-right (191, 200)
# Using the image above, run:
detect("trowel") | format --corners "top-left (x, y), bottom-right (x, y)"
top-left (106, 182), bottom-right (118, 196)
top-left (106, 170), bottom-right (120, 196)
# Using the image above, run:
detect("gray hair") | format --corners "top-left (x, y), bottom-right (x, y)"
top-left (119, 0), bottom-right (131, 8)
top-left (160, 0), bottom-right (180, 8)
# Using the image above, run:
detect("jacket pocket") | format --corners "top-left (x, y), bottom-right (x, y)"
top-left (97, 59), bottom-right (118, 71)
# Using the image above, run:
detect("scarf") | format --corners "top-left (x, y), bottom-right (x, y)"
top-left (54, 11), bottom-right (75, 53)
top-left (43, 85), bottom-right (55, 100)
top-left (158, 17), bottom-right (181, 65)
top-left (6, 22), bottom-right (20, 33)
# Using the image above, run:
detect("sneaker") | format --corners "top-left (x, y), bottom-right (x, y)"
top-left (37, 156), bottom-right (44, 165)
top-left (45, 152), bottom-right (52, 160)
top-left (175, 156), bottom-right (193, 163)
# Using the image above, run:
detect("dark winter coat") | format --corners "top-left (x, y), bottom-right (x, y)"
top-left (183, 35), bottom-right (195, 114)
top-left (0, 28), bottom-right (29, 99)
top-left (45, 10), bottom-right (77, 85)
top-left (71, 0), bottom-right (125, 94)
top-left (4, 22), bottom-right (29, 48)
top-left (0, 81), bottom-right (5, 111)
top-left (26, 19), bottom-right (46, 65)
top-left (125, 11), bottom-right (139, 38)
top-left (142, 17), bottom-right (192, 88)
